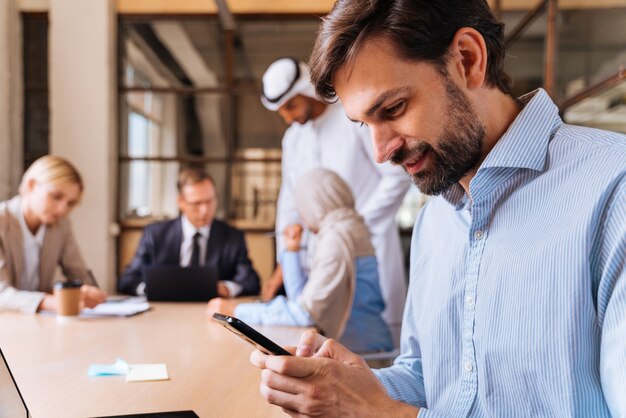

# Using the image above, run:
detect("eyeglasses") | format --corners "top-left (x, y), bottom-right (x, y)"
top-left (181, 198), bottom-right (215, 210)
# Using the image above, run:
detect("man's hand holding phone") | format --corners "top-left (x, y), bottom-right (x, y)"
top-left (212, 314), bottom-right (417, 416)
top-left (250, 330), bottom-right (418, 417)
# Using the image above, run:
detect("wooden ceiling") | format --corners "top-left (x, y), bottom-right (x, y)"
top-left (115, 0), bottom-right (626, 15)
top-left (18, 0), bottom-right (626, 14)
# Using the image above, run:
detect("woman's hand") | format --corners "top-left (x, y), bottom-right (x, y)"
top-left (261, 265), bottom-right (284, 301)
top-left (283, 224), bottom-right (303, 252)
top-left (216, 282), bottom-right (231, 298)
top-left (37, 294), bottom-right (57, 312)
top-left (206, 297), bottom-right (239, 316)
top-left (80, 285), bottom-right (107, 309)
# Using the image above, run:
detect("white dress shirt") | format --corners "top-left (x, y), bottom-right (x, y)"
top-left (180, 216), bottom-right (242, 297)
top-left (180, 215), bottom-right (210, 267)
top-left (18, 207), bottom-right (46, 291)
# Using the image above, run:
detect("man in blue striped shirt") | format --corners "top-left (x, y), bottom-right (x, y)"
top-left (250, 1), bottom-right (626, 416)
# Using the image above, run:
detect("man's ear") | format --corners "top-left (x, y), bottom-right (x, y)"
top-left (448, 27), bottom-right (488, 90)
top-left (176, 194), bottom-right (184, 211)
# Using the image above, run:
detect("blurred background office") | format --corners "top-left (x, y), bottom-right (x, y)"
top-left (1, 0), bottom-right (625, 294)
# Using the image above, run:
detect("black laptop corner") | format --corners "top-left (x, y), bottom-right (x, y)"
top-left (92, 411), bottom-right (199, 418)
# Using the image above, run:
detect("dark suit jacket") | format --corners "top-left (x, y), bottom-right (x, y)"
top-left (118, 218), bottom-right (260, 296)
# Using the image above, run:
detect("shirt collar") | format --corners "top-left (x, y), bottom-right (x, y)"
top-left (480, 88), bottom-right (561, 171)
top-left (181, 215), bottom-right (210, 240)
top-left (17, 203), bottom-right (46, 245)
top-left (442, 89), bottom-right (562, 206)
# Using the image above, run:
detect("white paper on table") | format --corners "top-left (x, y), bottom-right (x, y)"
top-left (81, 301), bottom-right (150, 317)
top-left (126, 363), bottom-right (169, 382)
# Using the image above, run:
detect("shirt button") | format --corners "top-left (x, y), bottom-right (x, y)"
top-left (466, 296), bottom-right (474, 306)
top-left (474, 230), bottom-right (484, 240)
top-left (464, 362), bottom-right (473, 372)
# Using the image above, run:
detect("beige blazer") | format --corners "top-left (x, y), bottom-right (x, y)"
top-left (0, 196), bottom-right (94, 313)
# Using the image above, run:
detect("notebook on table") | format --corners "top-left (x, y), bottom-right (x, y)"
top-left (0, 347), bottom-right (198, 418)
top-left (143, 265), bottom-right (219, 302)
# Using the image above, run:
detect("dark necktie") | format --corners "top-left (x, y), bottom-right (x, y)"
top-left (190, 232), bottom-right (202, 267)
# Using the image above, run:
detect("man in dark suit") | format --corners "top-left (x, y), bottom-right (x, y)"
top-left (118, 168), bottom-right (260, 297)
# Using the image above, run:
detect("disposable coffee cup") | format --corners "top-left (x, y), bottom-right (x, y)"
top-left (53, 280), bottom-right (83, 322)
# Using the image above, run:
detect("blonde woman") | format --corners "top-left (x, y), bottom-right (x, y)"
top-left (209, 168), bottom-right (392, 353)
top-left (0, 155), bottom-right (107, 313)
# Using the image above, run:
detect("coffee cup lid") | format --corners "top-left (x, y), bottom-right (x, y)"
top-left (53, 280), bottom-right (83, 289)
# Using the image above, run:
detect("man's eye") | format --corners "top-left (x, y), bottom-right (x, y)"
top-left (386, 101), bottom-right (404, 116)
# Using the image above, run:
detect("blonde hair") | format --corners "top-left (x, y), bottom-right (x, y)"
top-left (19, 155), bottom-right (84, 195)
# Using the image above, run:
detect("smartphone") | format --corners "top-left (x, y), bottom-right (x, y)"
top-left (212, 313), bottom-right (292, 356)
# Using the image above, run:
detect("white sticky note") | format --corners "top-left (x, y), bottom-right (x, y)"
top-left (126, 363), bottom-right (169, 382)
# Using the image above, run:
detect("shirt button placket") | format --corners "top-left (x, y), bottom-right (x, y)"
top-left (456, 202), bottom-right (489, 416)
top-left (461, 224), bottom-right (487, 384)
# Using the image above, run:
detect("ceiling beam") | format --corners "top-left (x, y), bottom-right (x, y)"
top-left (21, 0), bottom-right (626, 14)
top-left (115, 0), bottom-right (626, 15)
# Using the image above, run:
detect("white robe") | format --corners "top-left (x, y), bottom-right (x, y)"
top-left (276, 102), bottom-right (410, 325)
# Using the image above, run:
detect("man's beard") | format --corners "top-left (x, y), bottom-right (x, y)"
top-left (390, 77), bottom-right (486, 196)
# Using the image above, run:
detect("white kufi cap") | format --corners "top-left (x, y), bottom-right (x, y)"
top-left (261, 58), bottom-right (317, 111)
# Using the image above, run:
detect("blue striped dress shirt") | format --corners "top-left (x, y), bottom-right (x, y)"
top-left (374, 89), bottom-right (626, 417)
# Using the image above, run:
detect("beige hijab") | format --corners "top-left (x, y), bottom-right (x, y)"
top-left (294, 168), bottom-right (375, 339)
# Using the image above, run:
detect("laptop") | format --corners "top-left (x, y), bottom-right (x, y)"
top-left (143, 265), bottom-right (219, 302)
top-left (0, 347), bottom-right (30, 418)
top-left (0, 348), bottom-right (198, 418)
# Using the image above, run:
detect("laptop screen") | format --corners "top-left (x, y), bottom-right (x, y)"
top-left (143, 265), bottom-right (218, 302)
top-left (0, 348), bottom-right (29, 418)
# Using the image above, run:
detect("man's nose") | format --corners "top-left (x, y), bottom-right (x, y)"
top-left (369, 124), bottom-right (403, 164)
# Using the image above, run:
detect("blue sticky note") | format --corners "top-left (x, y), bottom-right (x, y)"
top-left (88, 358), bottom-right (129, 377)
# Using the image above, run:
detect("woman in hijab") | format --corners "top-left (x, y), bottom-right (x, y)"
top-left (208, 168), bottom-right (392, 353)
top-left (0, 155), bottom-right (107, 313)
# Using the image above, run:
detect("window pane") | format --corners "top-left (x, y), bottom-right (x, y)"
top-left (120, 92), bottom-right (230, 158)
top-left (120, 91), bottom-right (285, 158)
top-left (119, 160), bottom-right (181, 220)
top-left (231, 149), bottom-right (281, 227)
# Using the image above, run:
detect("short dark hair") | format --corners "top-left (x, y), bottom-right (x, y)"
top-left (177, 168), bottom-right (214, 194)
top-left (309, 0), bottom-right (511, 100)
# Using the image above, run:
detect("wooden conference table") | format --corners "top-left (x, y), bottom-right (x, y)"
top-left (0, 302), bottom-right (306, 417)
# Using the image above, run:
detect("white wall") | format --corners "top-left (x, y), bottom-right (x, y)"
top-left (0, 0), bottom-right (23, 200)
top-left (49, 0), bottom-right (117, 292)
